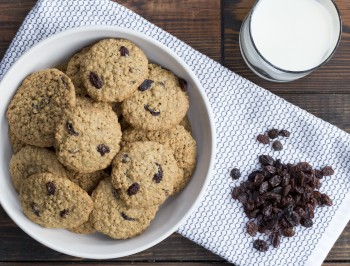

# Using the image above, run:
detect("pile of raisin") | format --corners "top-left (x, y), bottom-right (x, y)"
top-left (231, 155), bottom-right (334, 252)
top-left (257, 128), bottom-right (290, 151)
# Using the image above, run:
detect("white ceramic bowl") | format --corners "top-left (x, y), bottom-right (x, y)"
top-left (0, 26), bottom-right (215, 259)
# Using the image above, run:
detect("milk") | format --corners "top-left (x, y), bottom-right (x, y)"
top-left (250, 0), bottom-right (338, 72)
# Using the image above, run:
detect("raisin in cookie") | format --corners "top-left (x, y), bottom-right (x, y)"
top-left (10, 146), bottom-right (68, 192)
top-left (7, 69), bottom-right (76, 147)
top-left (122, 64), bottom-right (189, 131)
top-left (19, 173), bottom-right (93, 229)
top-left (80, 39), bottom-right (148, 102)
top-left (90, 179), bottom-right (158, 239)
top-left (8, 127), bottom-right (27, 154)
top-left (66, 45), bottom-right (92, 96)
top-left (121, 125), bottom-right (196, 193)
top-left (111, 141), bottom-right (182, 207)
top-left (55, 98), bottom-right (122, 173)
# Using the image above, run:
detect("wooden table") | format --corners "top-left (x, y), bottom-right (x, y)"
top-left (0, 0), bottom-right (349, 265)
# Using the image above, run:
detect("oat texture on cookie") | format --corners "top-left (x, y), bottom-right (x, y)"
top-left (121, 125), bottom-right (197, 193)
top-left (80, 39), bottom-right (148, 102)
top-left (122, 64), bottom-right (189, 131)
top-left (90, 179), bottom-right (158, 239)
top-left (6, 69), bottom-right (76, 147)
top-left (55, 97), bottom-right (122, 173)
top-left (111, 141), bottom-right (183, 208)
top-left (19, 173), bottom-right (93, 229)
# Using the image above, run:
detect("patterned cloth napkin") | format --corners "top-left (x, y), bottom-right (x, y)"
top-left (1, 1), bottom-right (350, 265)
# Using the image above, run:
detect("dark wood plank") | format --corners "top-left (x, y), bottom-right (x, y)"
top-left (116, 0), bottom-right (221, 62)
top-left (0, 0), bottom-right (37, 60)
top-left (223, 0), bottom-right (350, 94)
top-left (0, 0), bottom-right (221, 64)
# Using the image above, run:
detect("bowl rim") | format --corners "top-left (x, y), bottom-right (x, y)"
top-left (0, 25), bottom-right (216, 259)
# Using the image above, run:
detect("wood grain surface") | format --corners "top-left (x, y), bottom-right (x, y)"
top-left (0, 0), bottom-right (349, 265)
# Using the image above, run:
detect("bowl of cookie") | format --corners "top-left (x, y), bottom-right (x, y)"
top-left (0, 26), bottom-right (215, 258)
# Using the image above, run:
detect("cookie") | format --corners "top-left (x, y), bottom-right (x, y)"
top-left (55, 97), bottom-right (122, 173)
top-left (8, 127), bottom-right (27, 154)
top-left (6, 69), bottom-right (76, 147)
top-left (10, 146), bottom-right (68, 192)
top-left (90, 179), bottom-right (158, 239)
top-left (66, 46), bottom-right (91, 96)
top-left (19, 173), bottom-right (93, 229)
top-left (111, 141), bottom-right (183, 207)
top-left (121, 125), bottom-right (196, 193)
top-left (66, 168), bottom-right (108, 194)
top-left (69, 217), bottom-right (96, 234)
top-left (80, 39), bottom-right (148, 102)
top-left (122, 64), bottom-right (189, 131)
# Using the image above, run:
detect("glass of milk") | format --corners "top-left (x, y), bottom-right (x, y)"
top-left (239, 0), bottom-right (342, 82)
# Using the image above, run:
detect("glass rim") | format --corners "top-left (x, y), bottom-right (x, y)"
top-left (248, 0), bottom-right (343, 74)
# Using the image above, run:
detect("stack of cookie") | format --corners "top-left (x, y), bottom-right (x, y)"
top-left (6, 38), bottom-right (197, 239)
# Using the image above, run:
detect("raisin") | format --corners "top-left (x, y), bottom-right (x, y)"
top-left (283, 185), bottom-right (291, 196)
top-left (121, 153), bottom-right (130, 163)
top-left (248, 170), bottom-right (261, 182)
top-left (153, 163), bottom-right (163, 183)
top-left (262, 204), bottom-right (272, 216)
top-left (246, 220), bottom-right (258, 236)
top-left (46, 181), bottom-right (56, 195)
top-left (314, 169), bottom-right (323, 179)
top-left (253, 239), bottom-right (269, 252)
top-left (257, 134), bottom-right (270, 144)
top-left (259, 181), bottom-right (269, 194)
top-left (267, 128), bottom-right (279, 139)
top-left (31, 202), bottom-right (40, 217)
top-left (278, 129), bottom-right (290, 137)
top-left (264, 165), bottom-right (277, 174)
top-left (300, 218), bottom-right (313, 228)
top-left (97, 144), bottom-right (110, 156)
top-left (237, 193), bottom-right (248, 204)
top-left (245, 200), bottom-right (255, 211)
top-left (89, 72), bottom-right (103, 89)
top-left (121, 212), bottom-right (135, 221)
top-left (320, 193), bottom-right (333, 206)
top-left (272, 140), bottom-right (283, 151)
top-left (231, 187), bottom-right (240, 200)
top-left (139, 79), bottom-right (154, 91)
top-left (259, 155), bottom-right (275, 166)
top-left (281, 228), bottom-right (295, 237)
top-left (66, 121), bottom-right (79, 136)
top-left (178, 78), bottom-right (188, 91)
top-left (127, 183), bottom-right (140, 196)
top-left (119, 46), bottom-right (129, 56)
top-left (321, 166), bottom-right (334, 176)
top-left (144, 104), bottom-right (160, 116)
top-left (60, 209), bottom-right (69, 218)
top-left (270, 186), bottom-right (283, 194)
top-left (269, 175), bottom-right (281, 187)
top-left (253, 174), bottom-right (264, 186)
top-left (61, 76), bottom-right (68, 88)
top-left (230, 168), bottom-right (241, 180)
top-left (271, 232), bottom-right (281, 248)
